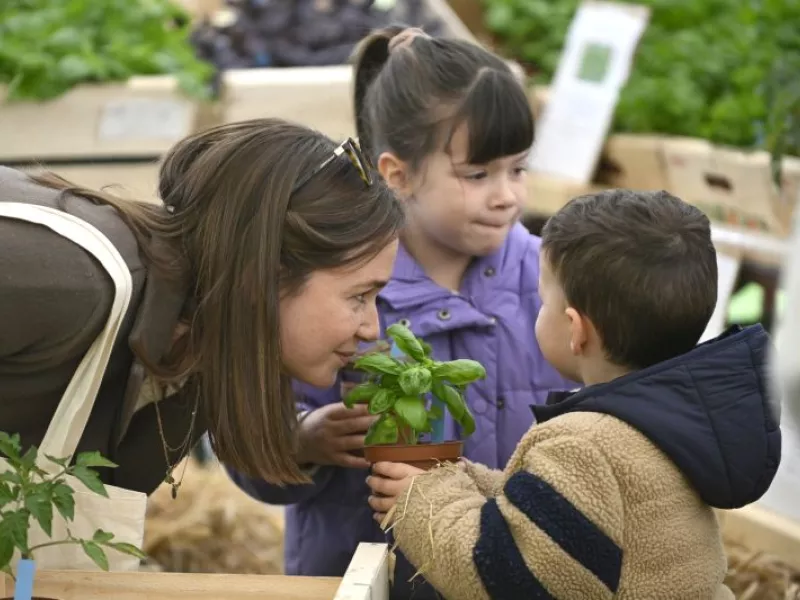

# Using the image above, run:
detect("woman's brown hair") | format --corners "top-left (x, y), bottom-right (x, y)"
top-left (32, 118), bottom-right (404, 485)
top-left (353, 26), bottom-right (534, 173)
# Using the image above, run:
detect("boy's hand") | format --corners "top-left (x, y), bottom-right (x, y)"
top-left (297, 403), bottom-right (377, 469)
top-left (367, 462), bottom-right (425, 522)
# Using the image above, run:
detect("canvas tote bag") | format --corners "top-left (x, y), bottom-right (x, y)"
top-left (0, 202), bottom-right (146, 571)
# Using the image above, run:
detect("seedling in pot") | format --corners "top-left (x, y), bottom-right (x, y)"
top-left (0, 432), bottom-right (146, 600)
top-left (343, 324), bottom-right (486, 446)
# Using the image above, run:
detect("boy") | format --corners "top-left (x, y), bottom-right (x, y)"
top-left (366, 190), bottom-right (781, 600)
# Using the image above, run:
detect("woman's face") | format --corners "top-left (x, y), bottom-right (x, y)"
top-left (280, 240), bottom-right (399, 388)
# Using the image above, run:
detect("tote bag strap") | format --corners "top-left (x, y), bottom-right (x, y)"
top-left (0, 202), bottom-right (133, 465)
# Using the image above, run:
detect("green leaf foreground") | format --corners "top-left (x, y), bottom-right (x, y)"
top-left (0, 436), bottom-right (146, 574)
top-left (353, 325), bottom-right (485, 446)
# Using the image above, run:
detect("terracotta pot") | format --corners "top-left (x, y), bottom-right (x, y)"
top-left (364, 441), bottom-right (463, 470)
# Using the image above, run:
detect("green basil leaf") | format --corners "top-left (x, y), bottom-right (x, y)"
top-left (368, 389), bottom-right (396, 415)
top-left (365, 414), bottom-right (399, 446)
top-left (432, 359), bottom-right (487, 385)
top-left (343, 382), bottom-right (381, 408)
top-left (386, 324), bottom-right (426, 361)
top-left (398, 367), bottom-right (433, 396)
top-left (431, 381), bottom-right (476, 436)
top-left (353, 353), bottom-right (404, 376)
top-left (393, 396), bottom-right (429, 431)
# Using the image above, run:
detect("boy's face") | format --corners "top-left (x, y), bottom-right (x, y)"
top-left (535, 252), bottom-right (582, 383)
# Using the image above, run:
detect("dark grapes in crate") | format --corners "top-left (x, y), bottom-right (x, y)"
top-left (191, 0), bottom-right (445, 70)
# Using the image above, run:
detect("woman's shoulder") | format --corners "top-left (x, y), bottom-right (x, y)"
top-left (0, 167), bottom-right (144, 274)
top-left (0, 168), bottom-right (145, 360)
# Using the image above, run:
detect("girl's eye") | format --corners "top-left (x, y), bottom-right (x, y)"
top-left (464, 171), bottom-right (487, 181)
top-left (513, 165), bottom-right (528, 176)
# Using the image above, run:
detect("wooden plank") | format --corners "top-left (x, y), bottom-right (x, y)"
top-left (720, 504), bottom-right (800, 571)
top-left (2, 571), bottom-right (341, 600)
top-left (334, 543), bottom-right (390, 600)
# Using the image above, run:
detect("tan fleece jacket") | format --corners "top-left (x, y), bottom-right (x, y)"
top-left (387, 412), bottom-right (734, 600)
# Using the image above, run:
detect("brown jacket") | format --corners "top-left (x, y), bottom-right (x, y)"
top-left (0, 166), bottom-right (203, 494)
top-left (387, 326), bottom-right (779, 599)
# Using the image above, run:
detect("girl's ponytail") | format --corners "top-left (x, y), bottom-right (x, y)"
top-left (351, 25), bottom-right (406, 160)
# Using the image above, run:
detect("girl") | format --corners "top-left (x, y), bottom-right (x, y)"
top-left (0, 119), bottom-right (402, 496)
top-left (228, 28), bottom-right (573, 599)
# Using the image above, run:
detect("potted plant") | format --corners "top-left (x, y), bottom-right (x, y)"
top-left (343, 324), bottom-right (486, 469)
top-left (0, 432), bottom-right (146, 600)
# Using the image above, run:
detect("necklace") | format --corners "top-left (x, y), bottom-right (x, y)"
top-left (153, 384), bottom-right (199, 499)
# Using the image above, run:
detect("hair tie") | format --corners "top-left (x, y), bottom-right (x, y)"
top-left (388, 28), bottom-right (429, 54)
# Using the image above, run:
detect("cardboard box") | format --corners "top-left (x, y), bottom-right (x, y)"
top-left (0, 76), bottom-right (214, 163)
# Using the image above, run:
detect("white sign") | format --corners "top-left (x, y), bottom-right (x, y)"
top-left (529, 1), bottom-right (650, 183)
top-left (699, 251), bottom-right (742, 344)
top-left (98, 98), bottom-right (192, 141)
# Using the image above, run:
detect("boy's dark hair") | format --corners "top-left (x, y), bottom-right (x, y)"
top-left (541, 189), bottom-right (718, 369)
top-left (352, 25), bottom-right (533, 171)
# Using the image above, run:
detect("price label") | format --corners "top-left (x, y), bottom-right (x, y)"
top-left (98, 98), bottom-right (192, 142)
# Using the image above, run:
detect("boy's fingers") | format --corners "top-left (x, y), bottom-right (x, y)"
top-left (368, 494), bottom-right (395, 514)
top-left (366, 475), bottom-right (406, 497)
top-left (372, 461), bottom-right (415, 479)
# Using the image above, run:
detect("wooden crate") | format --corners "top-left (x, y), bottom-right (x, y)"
top-left (0, 76), bottom-right (215, 164)
top-left (0, 543), bottom-right (388, 600)
top-left (720, 505), bottom-right (800, 572)
top-left (661, 137), bottom-right (793, 237)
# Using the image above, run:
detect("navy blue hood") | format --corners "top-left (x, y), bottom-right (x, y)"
top-left (533, 325), bottom-right (781, 509)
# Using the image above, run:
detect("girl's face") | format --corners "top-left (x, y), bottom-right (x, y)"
top-left (402, 124), bottom-right (528, 258)
top-left (279, 239), bottom-right (398, 388)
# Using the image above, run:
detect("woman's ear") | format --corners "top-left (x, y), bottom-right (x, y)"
top-left (377, 152), bottom-right (412, 198)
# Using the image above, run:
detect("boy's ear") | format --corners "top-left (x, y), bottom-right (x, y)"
top-left (377, 152), bottom-right (412, 198)
top-left (565, 307), bottom-right (590, 356)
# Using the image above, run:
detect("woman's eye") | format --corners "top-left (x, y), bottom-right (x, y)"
top-left (353, 294), bottom-right (367, 305)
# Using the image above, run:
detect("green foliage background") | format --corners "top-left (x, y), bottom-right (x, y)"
top-left (484, 0), bottom-right (800, 158)
top-left (0, 0), bottom-right (213, 101)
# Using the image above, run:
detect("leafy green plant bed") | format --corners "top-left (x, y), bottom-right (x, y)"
top-left (0, 0), bottom-right (213, 101)
top-left (483, 0), bottom-right (800, 163)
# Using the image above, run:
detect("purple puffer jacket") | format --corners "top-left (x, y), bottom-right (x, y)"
top-left (228, 224), bottom-right (574, 599)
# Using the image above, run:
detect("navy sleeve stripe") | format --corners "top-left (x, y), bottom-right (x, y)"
top-left (504, 471), bottom-right (623, 593)
top-left (473, 499), bottom-right (554, 600)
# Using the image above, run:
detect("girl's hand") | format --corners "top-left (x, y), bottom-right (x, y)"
top-left (366, 462), bottom-right (425, 522)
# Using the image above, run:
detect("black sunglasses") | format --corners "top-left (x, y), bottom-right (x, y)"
top-left (291, 137), bottom-right (374, 195)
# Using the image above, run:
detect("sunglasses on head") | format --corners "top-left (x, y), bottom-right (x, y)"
top-left (291, 137), bottom-right (374, 195)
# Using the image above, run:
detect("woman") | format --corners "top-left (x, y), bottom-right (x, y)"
top-left (0, 118), bottom-right (403, 496)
